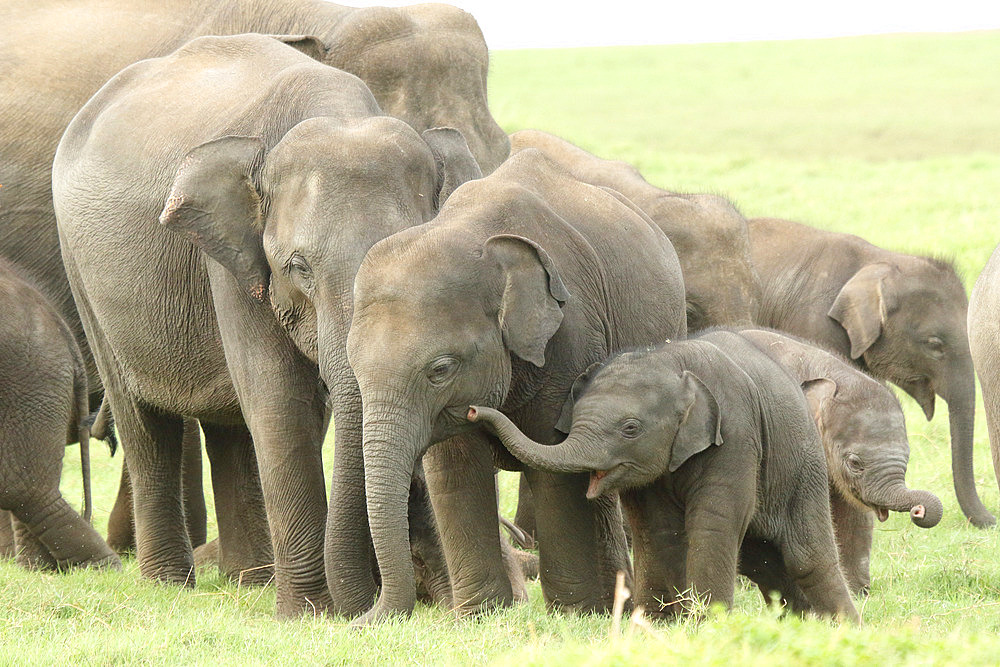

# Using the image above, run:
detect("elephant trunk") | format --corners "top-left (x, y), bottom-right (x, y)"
top-left (866, 480), bottom-right (943, 529)
top-left (358, 401), bottom-right (429, 622)
top-left (468, 406), bottom-right (605, 473)
top-left (941, 357), bottom-right (995, 527)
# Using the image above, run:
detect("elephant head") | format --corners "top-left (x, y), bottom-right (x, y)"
top-left (317, 5), bottom-right (510, 175)
top-left (468, 349), bottom-right (723, 498)
top-left (827, 259), bottom-right (988, 526)
top-left (158, 117), bottom-right (480, 390)
top-left (800, 378), bottom-right (943, 528)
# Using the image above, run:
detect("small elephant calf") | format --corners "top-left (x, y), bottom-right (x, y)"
top-left (0, 261), bottom-right (120, 570)
top-left (470, 329), bottom-right (859, 622)
top-left (738, 327), bottom-right (942, 595)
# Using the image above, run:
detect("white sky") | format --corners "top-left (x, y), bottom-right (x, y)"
top-left (352, 1), bottom-right (1000, 49)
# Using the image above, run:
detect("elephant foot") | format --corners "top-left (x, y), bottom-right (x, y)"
top-left (192, 538), bottom-right (219, 569)
top-left (451, 588), bottom-right (516, 618)
top-left (275, 589), bottom-right (334, 620)
top-left (83, 553), bottom-right (124, 571)
top-left (193, 537), bottom-right (275, 586)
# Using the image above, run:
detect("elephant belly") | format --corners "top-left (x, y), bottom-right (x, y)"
top-left (62, 211), bottom-right (241, 421)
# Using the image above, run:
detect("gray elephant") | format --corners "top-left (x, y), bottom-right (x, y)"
top-left (749, 218), bottom-right (992, 528)
top-left (506, 129), bottom-right (762, 540)
top-left (345, 147), bottom-right (687, 622)
top-left (53, 34), bottom-right (480, 617)
top-left (2, 0), bottom-right (509, 555)
top-left (738, 327), bottom-right (943, 594)
top-left (468, 330), bottom-right (860, 622)
top-left (0, 260), bottom-right (120, 571)
top-left (969, 244), bottom-right (1000, 505)
top-left (509, 130), bottom-right (760, 331)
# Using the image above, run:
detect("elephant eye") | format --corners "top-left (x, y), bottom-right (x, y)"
top-left (620, 418), bottom-right (643, 439)
top-left (846, 453), bottom-right (865, 474)
top-left (925, 336), bottom-right (945, 359)
top-left (426, 356), bottom-right (460, 386)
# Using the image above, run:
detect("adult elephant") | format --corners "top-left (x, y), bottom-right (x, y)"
top-left (53, 34), bottom-right (481, 617)
top-left (345, 148), bottom-right (687, 622)
top-left (1, 0), bottom-right (508, 552)
top-left (969, 244), bottom-right (1000, 505)
top-left (749, 218), bottom-right (993, 527)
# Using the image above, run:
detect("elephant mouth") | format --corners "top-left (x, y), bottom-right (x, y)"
top-left (875, 507), bottom-right (889, 522)
top-left (586, 470), bottom-right (610, 499)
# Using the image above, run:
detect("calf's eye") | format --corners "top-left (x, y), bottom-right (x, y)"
top-left (620, 418), bottom-right (643, 439)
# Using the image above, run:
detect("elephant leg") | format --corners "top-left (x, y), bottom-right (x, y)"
top-left (12, 494), bottom-right (120, 570)
top-left (181, 419), bottom-right (207, 549)
top-left (830, 490), bottom-right (873, 596)
top-left (408, 460), bottom-right (452, 607)
top-left (110, 395), bottom-right (193, 585)
top-left (738, 537), bottom-right (811, 614)
top-left (682, 488), bottom-right (755, 611)
top-left (210, 271), bottom-right (332, 618)
top-left (523, 467), bottom-right (631, 613)
top-left (106, 462), bottom-right (136, 554)
top-left (513, 474), bottom-right (536, 545)
top-left (11, 517), bottom-right (58, 570)
top-left (621, 488), bottom-right (685, 618)
top-left (201, 421), bottom-right (273, 586)
top-left (778, 489), bottom-right (860, 622)
top-left (424, 432), bottom-right (514, 614)
top-left (0, 510), bottom-right (14, 558)
top-left (106, 420), bottom-right (204, 554)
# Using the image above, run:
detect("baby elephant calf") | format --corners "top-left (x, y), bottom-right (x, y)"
top-left (0, 261), bottom-right (119, 570)
top-left (738, 327), bottom-right (942, 595)
top-left (470, 329), bottom-right (859, 622)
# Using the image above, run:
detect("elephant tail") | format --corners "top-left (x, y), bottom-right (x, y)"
top-left (73, 354), bottom-right (94, 524)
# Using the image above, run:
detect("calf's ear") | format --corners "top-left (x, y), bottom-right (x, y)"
top-left (486, 234), bottom-right (570, 368)
top-left (828, 263), bottom-right (897, 359)
top-left (555, 361), bottom-right (604, 434)
top-left (670, 371), bottom-right (723, 472)
top-left (800, 377), bottom-right (838, 433)
top-left (159, 136), bottom-right (270, 301)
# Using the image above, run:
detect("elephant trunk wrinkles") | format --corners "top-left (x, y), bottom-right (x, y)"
top-left (864, 474), bottom-right (943, 528)
top-left (941, 358), bottom-right (995, 527)
top-left (360, 402), bottom-right (428, 621)
top-left (468, 406), bottom-right (600, 473)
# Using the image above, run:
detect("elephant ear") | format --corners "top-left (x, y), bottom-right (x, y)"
top-left (422, 127), bottom-right (483, 207)
top-left (267, 34), bottom-right (329, 61)
top-left (828, 263), bottom-right (898, 359)
top-left (670, 371), bottom-right (723, 473)
top-left (159, 136), bottom-right (270, 301)
top-left (555, 360), bottom-right (605, 434)
top-left (487, 234), bottom-right (571, 368)
top-left (801, 377), bottom-right (838, 433)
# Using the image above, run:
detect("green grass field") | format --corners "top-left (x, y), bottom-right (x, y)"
top-left (4, 30), bottom-right (1000, 665)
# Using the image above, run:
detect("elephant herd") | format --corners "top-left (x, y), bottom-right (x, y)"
top-left (2, 0), bottom-right (999, 627)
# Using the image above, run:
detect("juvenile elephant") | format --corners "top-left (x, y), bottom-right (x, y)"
top-left (0, 260), bottom-right (120, 571)
top-left (2, 0), bottom-right (509, 555)
top-left (749, 218), bottom-right (992, 528)
top-left (53, 34), bottom-right (479, 617)
top-left (738, 327), bottom-right (943, 594)
top-left (345, 148), bottom-right (687, 622)
top-left (969, 244), bottom-right (1000, 503)
top-left (469, 330), bottom-right (859, 622)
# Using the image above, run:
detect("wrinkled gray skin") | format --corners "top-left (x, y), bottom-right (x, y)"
top-left (749, 218), bottom-right (992, 528)
top-left (347, 149), bottom-right (687, 622)
top-left (471, 331), bottom-right (859, 622)
top-left (53, 35), bottom-right (480, 618)
top-left (510, 130), bottom-right (760, 331)
top-left (738, 327), bottom-right (943, 594)
top-left (1, 0), bottom-right (508, 555)
top-left (507, 129), bottom-right (762, 539)
top-left (0, 260), bottom-right (120, 571)
top-left (969, 244), bottom-right (1000, 505)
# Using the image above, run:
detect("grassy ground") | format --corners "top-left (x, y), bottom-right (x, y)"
top-left (4, 30), bottom-right (1000, 665)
